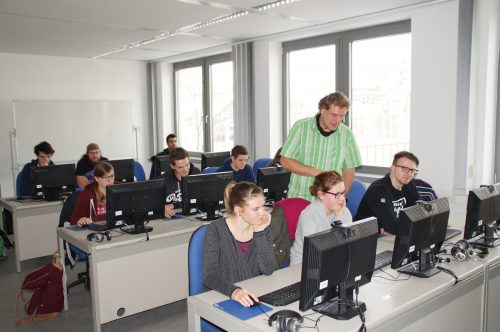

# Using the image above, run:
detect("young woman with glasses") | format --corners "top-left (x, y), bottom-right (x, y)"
top-left (70, 161), bottom-right (116, 226)
top-left (290, 171), bottom-right (352, 265)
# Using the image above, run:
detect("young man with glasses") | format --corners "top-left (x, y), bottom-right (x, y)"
top-left (290, 171), bottom-right (352, 265)
top-left (280, 92), bottom-right (361, 201)
top-left (355, 151), bottom-right (419, 235)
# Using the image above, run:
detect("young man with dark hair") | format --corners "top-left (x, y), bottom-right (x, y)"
top-left (152, 147), bottom-right (200, 218)
top-left (149, 134), bottom-right (178, 178)
top-left (355, 151), bottom-right (419, 234)
top-left (216, 145), bottom-right (255, 183)
top-left (280, 92), bottom-right (362, 201)
top-left (18, 141), bottom-right (56, 196)
top-left (75, 143), bottom-right (108, 189)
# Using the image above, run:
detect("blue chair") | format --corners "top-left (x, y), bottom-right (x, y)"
top-left (188, 225), bottom-right (224, 332)
top-left (134, 160), bottom-right (146, 181)
top-left (201, 166), bottom-right (219, 174)
top-left (15, 172), bottom-right (22, 196)
top-left (346, 180), bottom-right (366, 217)
top-left (252, 157), bottom-right (272, 182)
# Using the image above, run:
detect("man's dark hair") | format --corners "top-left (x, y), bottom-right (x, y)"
top-left (166, 134), bottom-right (177, 143)
top-left (318, 92), bottom-right (351, 110)
top-left (169, 147), bottom-right (189, 165)
top-left (392, 151), bottom-right (419, 167)
top-left (231, 145), bottom-right (249, 158)
top-left (34, 141), bottom-right (54, 156)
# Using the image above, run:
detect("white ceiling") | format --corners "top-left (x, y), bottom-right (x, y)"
top-left (0, 0), bottom-right (431, 62)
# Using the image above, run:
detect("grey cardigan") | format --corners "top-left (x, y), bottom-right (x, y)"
top-left (202, 217), bottom-right (276, 297)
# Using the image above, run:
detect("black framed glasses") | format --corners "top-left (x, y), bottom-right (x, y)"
top-left (324, 190), bottom-right (346, 199)
top-left (99, 174), bottom-right (115, 180)
top-left (394, 165), bottom-right (418, 175)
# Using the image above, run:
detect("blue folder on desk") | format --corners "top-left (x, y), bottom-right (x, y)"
top-left (214, 299), bottom-right (272, 320)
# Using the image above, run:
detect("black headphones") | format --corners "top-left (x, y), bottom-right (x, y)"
top-left (451, 240), bottom-right (469, 261)
top-left (87, 231), bottom-right (111, 242)
top-left (268, 310), bottom-right (303, 332)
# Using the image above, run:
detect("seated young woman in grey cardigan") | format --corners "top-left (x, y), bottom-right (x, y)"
top-left (202, 181), bottom-right (275, 307)
top-left (290, 171), bottom-right (352, 265)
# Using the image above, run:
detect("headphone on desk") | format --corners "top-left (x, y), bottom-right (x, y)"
top-left (87, 231), bottom-right (111, 242)
top-left (268, 310), bottom-right (303, 332)
top-left (450, 240), bottom-right (488, 261)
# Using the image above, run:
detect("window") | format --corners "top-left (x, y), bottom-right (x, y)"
top-left (283, 21), bottom-right (411, 169)
top-left (174, 54), bottom-right (234, 152)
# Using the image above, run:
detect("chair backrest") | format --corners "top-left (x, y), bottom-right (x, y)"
top-left (273, 198), bottom-right (310, 241)
top-left (201, 166), bottom-right (219, 174)
top-left (346, 179), bottom-right (366, 217)
top-left (253, 157), bottom-right (272, 182)
top-left (188, 224), bottom-right (208, 296)
top-left (134, 160), bottom-right (146, 181)
top-left (414, 178), bottom-right (438, 202)
top-left (58, 191), bottom-right (81, 227)
top-left (15, 172), bottom-right (22, 196)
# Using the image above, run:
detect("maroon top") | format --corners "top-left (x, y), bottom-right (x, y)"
top-left (70, 182), bottom-right (106, 225)
top-left (236, 239), bottom-right (252, 257)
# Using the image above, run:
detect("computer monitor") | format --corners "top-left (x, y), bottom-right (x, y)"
top-left (30, 164), bottom-right (76, 201)
top-left (391, 198), bottom-right (450, 277)
top-left (106, 179), bottom-right (166, 234)
top-left (298, 217), bottom-right (378, 320)
top-left (181, 172), bottom-right (233, 221)
top-left (151, 155), bottom-right (171, 177)
top-left (463, 184), bottom-right (500, 247)
top-left (201, 151), bottom-right (230, 170)
top-left (257, 167), bottom-right (291, 204)
top-left (107, 159), bottom-right (134, 183)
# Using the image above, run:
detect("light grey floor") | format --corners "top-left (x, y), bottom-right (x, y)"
top-left (0, 247), bottom-right (188, 332)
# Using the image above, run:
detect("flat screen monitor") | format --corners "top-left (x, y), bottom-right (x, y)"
top-left (181, 172), bottom-right (233, 221)
top-left (106, 179), bottom-right (166, 234)
top-left (107, 159), bottom-right (134, 183)
top-left (201, 151), bottom-right (230, 170)
top-left (299, 217), bottom-right (378, 320)
top-left (391, 197), bottom-right (450, 277)
top-left (151, 155), bottom-right (170, 177)
top-left (30, 164), bottom-right (76, 201)
top-left (257, 167), bottom-right (291, 204)
top-left (463, 184), bottom-right (500, 247)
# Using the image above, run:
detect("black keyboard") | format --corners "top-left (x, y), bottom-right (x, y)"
top-left (259, 281), bottom-right (301, 306)
top-left (88, 223), bottom-right (109, 232)
top-left (374, 250), bottom-right (393, 270)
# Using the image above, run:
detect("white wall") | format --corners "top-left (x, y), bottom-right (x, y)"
top-left (0, 52), bottom-right (149, 197)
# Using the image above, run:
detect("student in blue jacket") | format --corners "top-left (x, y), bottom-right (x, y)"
top-left (18, 141), bottom-right (55, 196)
top-left (216, 145), bottom-right (255, 183)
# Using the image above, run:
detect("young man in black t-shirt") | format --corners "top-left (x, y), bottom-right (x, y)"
top-left (75, 143), bottom-right (108, 189)
top-left (355, 151), bottom-right (419, 234)
top-left (152, 147), bottom-right (200, 218)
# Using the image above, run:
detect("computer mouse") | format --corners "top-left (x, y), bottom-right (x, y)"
top-left (249, 301), bottom-right (260, 308)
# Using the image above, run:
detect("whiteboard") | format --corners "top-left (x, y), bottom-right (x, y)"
top-left (12, 100), bottom-right (135, 166)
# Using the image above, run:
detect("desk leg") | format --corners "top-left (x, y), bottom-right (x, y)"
top-left (187, 299), bottom-right (202, 332)
top-left (58, 235), bottom-right (68, 310)
top-left (12, 211), bottom-right (21, 273)
top-left (89, 251), bottom-right (101, 332)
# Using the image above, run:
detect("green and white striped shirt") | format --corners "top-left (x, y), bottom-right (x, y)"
top-left (281, 115), bottom-right (362, 201)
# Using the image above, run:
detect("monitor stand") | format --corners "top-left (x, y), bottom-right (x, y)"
top-left (121, 215), bottom-right (153, 234)
top-left (196, 202), bottom-right (222, 222)
top-left (398, 248), bottom-right (440, 278)
top-left (469, 223), bottom-right (500, 248)
top-left (313, 284), bottom-right (366, 320)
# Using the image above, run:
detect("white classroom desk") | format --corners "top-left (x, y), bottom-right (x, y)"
top-left (187, 237), bottom-right (496, 332)
top-left (0, 197), bottom-right (63, 272)
top-left (58, 217), bottom-right (205, 332)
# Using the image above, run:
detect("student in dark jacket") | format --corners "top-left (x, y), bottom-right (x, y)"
top-left (203, 181), bottom-right (275, 307)
top-left (151, 147), bottom-right (200, 218)
top-left (71, 162), bottom-right (116, 226)
top-left (149, 133), bottom-right (177, 178)
top-left (355, 151), bottom-right (419, 234)
top-left (216, 145), bottom-right (255, 183)
top-left (18, 141), bottom-right (55, 196)
top-left (75, 143), bottom-right (108, 189)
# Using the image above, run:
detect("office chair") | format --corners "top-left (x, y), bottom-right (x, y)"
top-left (133, 160), bottom-right (146, 181)
top-left (346, 179), bottom-right (366, 217)
top-left (414, 178), bottom-right (438, 202)
top-left (252, 157), bottom-right (272, 182)
top-left (273, 198), bottom-right (310, 241)
top-left (15, 172), bottom-right (22, 196)
top-left (201, 166), bottom-right (219, 174)
top-left (58, 191), bottom-right (89, 291)
top-left (188, 225), bottom-right (224, 332)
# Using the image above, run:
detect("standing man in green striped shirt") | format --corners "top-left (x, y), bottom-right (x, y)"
top-left (281, 92), bottom-right (362, 201)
